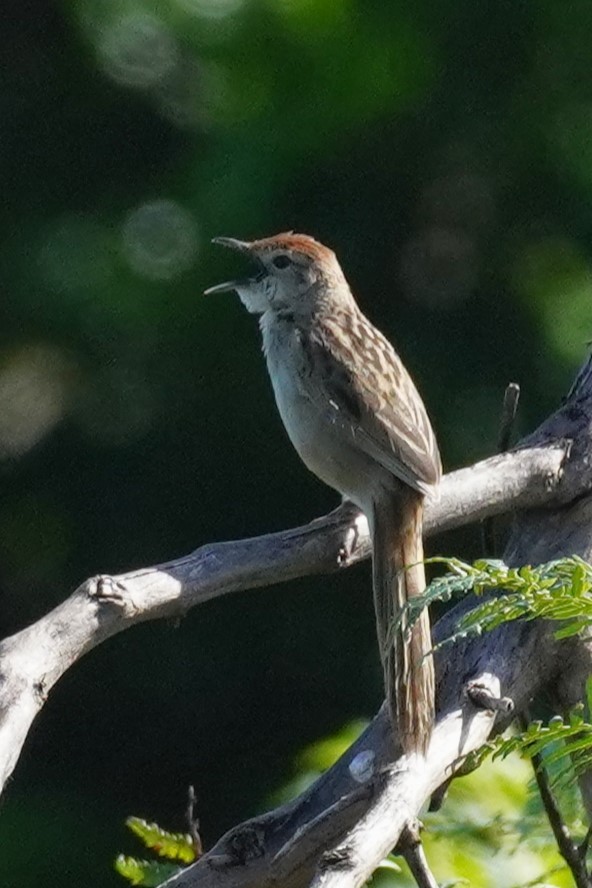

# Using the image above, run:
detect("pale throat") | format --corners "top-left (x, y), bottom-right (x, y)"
top-left (235, 284), bottom-right (270, 315)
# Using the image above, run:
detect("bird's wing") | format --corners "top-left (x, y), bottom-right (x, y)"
top-left (299, 311), bottom-right (441, 494)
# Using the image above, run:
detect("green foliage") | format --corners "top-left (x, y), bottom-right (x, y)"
top-left (125, 817), bottom-right (196, 863)
top-left (466, 708), bottom-right (592, 786)
top-left (405, 556), bottom-right (592, 650)
top-left (419, 759), bottom-right (579, 888)
top-left (276, 723), bottom-right (582, 888)
top-left (418, 722), bottom-right (589, 888)
top-left (114, 857), bottom-right (179, 887)
top-left (115, 817), bottom-right (196, 886)
top-left (387, 552), bottom-right (592, 885)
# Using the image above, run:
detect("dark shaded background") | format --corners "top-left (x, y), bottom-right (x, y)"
top-left (1, 0), bottom-right (590, 884)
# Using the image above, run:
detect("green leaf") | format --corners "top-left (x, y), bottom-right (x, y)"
top-left (475, 712), bottom-right (592, 783)
top-left (114, 855), bottom-right (180, 886)
top-left (125, 817), bottom-right (196, 863)
top-left (407, 556), bottom-right (592, 650)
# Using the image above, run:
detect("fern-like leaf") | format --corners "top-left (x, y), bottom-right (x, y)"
top-left (125, 817), bottom-right (196, 864)
top-left (465, 712), bottom-right (592, 785)
top-left (405, 556), bottom-right (592, 652)
top-left (114, 855), bottom-right (180, 886)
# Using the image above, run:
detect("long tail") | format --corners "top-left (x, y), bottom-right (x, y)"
top-left (371, 490), bottom-right (435, 755)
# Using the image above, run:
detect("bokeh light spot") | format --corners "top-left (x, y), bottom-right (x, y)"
top-left (98, 12), bottom-right (178, 88)
top-left (121, 199), bottom-right (199, 281)
top-left (175, 0), bottom-right (244, 20)
top-left (0, 345), bottom-right (74, 460)
top-left (153, 58), bottom-right (204, 130)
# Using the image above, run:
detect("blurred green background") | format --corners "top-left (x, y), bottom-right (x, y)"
top-left (1, 0), bottom-right (591, 885)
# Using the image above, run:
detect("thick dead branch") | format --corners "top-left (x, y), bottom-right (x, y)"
top-left (0, 442), bottom-right (567, 795)
top-left (1, 352), bottom-right (592, 887)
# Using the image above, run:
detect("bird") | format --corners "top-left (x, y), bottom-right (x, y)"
top-left (205, 232), bottom-right (441, 755)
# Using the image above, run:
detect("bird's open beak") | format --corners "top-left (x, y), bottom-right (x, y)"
top-left (211, 236), bottom-right (252, 252)
top-left (204, 237), bottom-right (260, 295)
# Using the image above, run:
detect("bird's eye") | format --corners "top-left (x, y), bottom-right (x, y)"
top-left (272, 255), bottom-right (291, 269)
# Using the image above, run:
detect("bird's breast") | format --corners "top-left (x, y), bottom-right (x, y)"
top-left (261, 316), bottom-right (316, 455)
top-left (259, 313), bottom-right (382, 509)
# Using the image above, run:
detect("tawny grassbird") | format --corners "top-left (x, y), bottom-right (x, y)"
top-left (206, 233), bottom-right (441, 754)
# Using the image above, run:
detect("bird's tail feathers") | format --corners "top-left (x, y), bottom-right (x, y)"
top-left (372, 493), bottom-right (434, 755)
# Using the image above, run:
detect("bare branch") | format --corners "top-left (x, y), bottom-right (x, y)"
top-left (1, 353), bottom-right (592, 886)
top-left (498, 382), bottom-right (521, 453)
top-left (0, 441), bottom-right (569, 796)
top-left (398, 821), bottom-right (439, 888)
top-left (186, 786), bottom-right (203, 859)
top-left (482, 381), bottom-right (521, 554)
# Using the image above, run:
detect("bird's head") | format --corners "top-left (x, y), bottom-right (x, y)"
top-left (205, 232), bottom-right (349, 315)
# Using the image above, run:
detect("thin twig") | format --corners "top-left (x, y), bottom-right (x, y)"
top-left (519, 715), bottom-right (591, 888)
top-left (398, 821), bottom-right (439, 888)
top-left (186, 785), bottom-right (203, 858)
top-left (498, 383), bottom-right (521, 453)
top-left (481, 382), bottom-right (521, 556)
